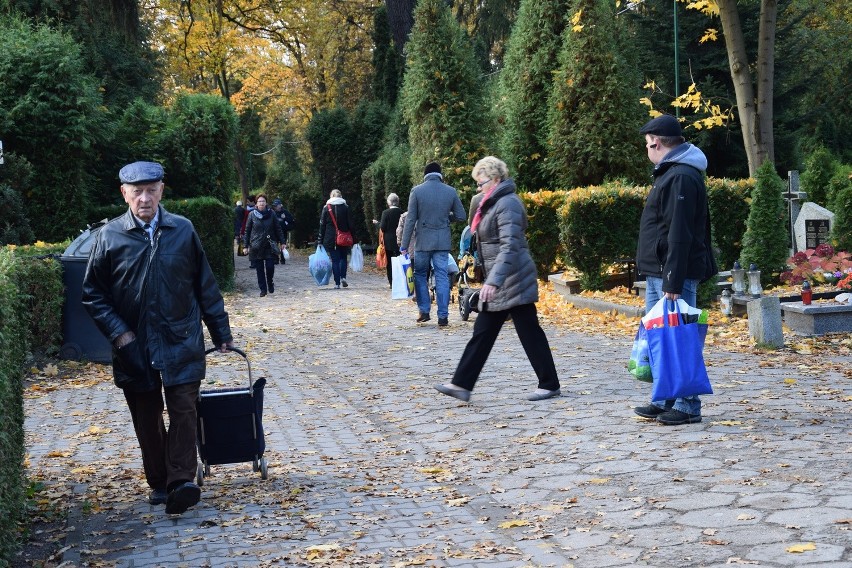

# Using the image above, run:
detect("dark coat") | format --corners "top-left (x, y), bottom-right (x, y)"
top-left (379, 206), bottom-right (403, 256)
top-left (82, 207), bottom-right (232, 391)
top-left (318, 198), bottom-right (354, 252)
top-left (244, 208), bottom-right (286, 262)
top-left (636, 143), bottom-right (718, 293)
top-left (474, 179), bottom-right (539, 311)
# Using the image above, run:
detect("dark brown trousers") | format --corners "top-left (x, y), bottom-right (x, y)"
top-left (123, 381), bottom-right (200, 491)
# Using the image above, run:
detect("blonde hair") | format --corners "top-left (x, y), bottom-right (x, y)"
top-left (330, 189), bottom-right (343, 198)
top-left (471, 156), bottom-right (508, 182)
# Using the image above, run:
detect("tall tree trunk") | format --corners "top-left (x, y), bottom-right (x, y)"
top-left (717, 0), bottom-right (776, 176)
top-left (385, 0), bottom-right (416, 52)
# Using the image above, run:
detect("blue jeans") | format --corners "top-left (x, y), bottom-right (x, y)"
top-left (414, 250), bottom-right (449, 318)
top-left (644, 276), bottom-right (701, 416)
top-left (329, 248), bottom-right (348, 286)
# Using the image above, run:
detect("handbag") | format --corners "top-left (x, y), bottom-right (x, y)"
top-left (647, 300), bottom-right (713, 400)
top-left (376, 229), bottom-right (387, 269)
top-left (327, 204), bottom-right (354, 247)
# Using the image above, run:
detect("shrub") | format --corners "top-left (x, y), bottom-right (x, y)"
top-left (706, 177), bottom-right (752, 271)
top-left (559, 183), bottom-right (646, 290)
top-left (831, 185), bottom-right (852, 251)
top-left (779, 244), bottom-right (852, 286)
top-left (826, 164), bottom-right (852, 216)
top-left (0, 250), bottom-right (28, 564)
top-left (519, 190), bottom-right (569, 278)
top-left (799, 146), bottom-right (838, 208)
top-left (740, 161), bottom-right (789, 284)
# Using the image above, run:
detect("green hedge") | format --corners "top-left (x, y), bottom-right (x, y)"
top-left (558, 183), bottom-right (647, 290)
top-left (519, 190), bottom-right (569, 278)
top-left (0, 250), bottom-right (30, 564)
top-left (706, 177), bottom-right (752, 271)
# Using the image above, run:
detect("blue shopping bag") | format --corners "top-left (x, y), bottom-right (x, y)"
top-left (647, 300), bottom-right (712, 400)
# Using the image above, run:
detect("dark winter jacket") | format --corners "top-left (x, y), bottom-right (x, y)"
top-left (636, 143), bottom-right (718, 294)
top-left (379, 206), bottom-right (403, 256)
top-left (318, 197), bottom-right (354, 252)
top-left (82, 207), bottom-right (232, 391)
top-left (474, 178), bottom-right (539, 311)
top-left (244, 208), bottom-right (286, 262)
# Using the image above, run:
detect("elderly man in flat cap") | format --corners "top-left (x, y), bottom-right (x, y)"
top-left (633, 115), bottom-right (717, 426)
top-left (83, 161), bottom-right (233, 514)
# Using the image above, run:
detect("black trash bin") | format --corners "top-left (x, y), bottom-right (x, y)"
top-left (59, 222), bottom-right (112, 363)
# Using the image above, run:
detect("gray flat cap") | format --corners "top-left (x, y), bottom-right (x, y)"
top-left (119, 161), bottom-right (164, 184)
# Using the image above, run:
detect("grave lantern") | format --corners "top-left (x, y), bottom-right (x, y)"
top-left (720, 288), bottom-right (732, 316)
top-left (748, 263), bottom-right (762, 298)
top-left (731, 261), bottom-right (747, 295)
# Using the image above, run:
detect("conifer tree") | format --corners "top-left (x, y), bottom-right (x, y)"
top-left (545, 0), bottom-right (645, 188)
top-left (498, 0), bottom-right (570, 191)
top-left (740, 160), bottom-right (790, 280)
top-left (399, 0), bottom-right (488, 198)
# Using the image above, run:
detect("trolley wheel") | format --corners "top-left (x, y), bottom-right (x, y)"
top-left (260, 457), bottom-right (268, 480)
top-left (196, 462), bottom-right (204, 487)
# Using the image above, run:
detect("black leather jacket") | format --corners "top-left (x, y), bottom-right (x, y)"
top-left (82, 207), bottom-right (232, 390)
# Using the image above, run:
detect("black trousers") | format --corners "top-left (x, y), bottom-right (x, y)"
top-left (451, 302), bottom-right (560, 392)
top-left (254, 258), bottom-right (276, 293)
top-left (124, 381), bottom-right (200, 491)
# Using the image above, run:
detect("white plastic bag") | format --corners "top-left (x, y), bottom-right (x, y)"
top-left (391, 254), bottom-right (414, 299)
top-left (309, 245), bottom-right (332, 286)
top-left (349, 243), bottom-right (364, 272)
top-left (447, 253), bottom-right (459, 274)
top-left (282, 247), bottom-right (290, 261)
top-left (641, 298), bottom-right (706, 329)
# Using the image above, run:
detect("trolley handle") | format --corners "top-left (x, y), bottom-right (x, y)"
top-left (204, 346), bottom-right (253, 391)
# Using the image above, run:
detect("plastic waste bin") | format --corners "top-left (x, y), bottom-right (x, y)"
top-left (59, 221), bottom-right (112, 363)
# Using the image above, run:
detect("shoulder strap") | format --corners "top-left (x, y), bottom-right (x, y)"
top-left (327, 204), bottom-right (340, 230)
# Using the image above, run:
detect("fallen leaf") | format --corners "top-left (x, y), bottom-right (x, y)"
top-left (786, 542), bottom-right (816, 553)
top-left (498, 519), bottom-right (530, 528)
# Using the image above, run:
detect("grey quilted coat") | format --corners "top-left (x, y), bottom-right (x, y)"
top-left (475, 178), bottom-right (538, 311)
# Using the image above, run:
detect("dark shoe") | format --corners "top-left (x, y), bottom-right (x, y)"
top-left (416, 313), bottom-right (431, 323)
top-left (438, 317), bottom-right (449, 327)
top-left (634, 405), bottom-right (668, 419)
top-left (434, 383), bottom-right (471, 402)
top-left (260, 291), bottom-right (267, 297)
top-left (165, 482), bottom-right (201, 515)
top-left (268, 283), bottom-right (274, 293)
top-left (527, 388), bottom-right (561, 401)
top-left (149, 489), bottom-right (168, 505)
top-left (657, 409), bottom-right (702, 425)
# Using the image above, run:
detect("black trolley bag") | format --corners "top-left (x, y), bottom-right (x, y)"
top-left (196, 347), bottom-right (268, 484)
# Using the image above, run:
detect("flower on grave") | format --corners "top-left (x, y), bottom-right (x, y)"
top-left (839, 272), bottom-right (852, 292)
top-left (780, 247), bottom-right (852, 286)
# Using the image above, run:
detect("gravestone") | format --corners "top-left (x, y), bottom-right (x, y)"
top-left (784, 171), bottom-right (807, 253)
top-left (747, 296), bottom-right (784, 348)
top-left (793, 202), bottom-right (834, 251)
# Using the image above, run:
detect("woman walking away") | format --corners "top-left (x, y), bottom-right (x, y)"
top-left (243, 194), bottom-right (286, 297)
top-left (318, 189), bottom-right (354, 289)
top-left (435, 156), bottom-right (561, 403)
top-left (378, 193), bottom-right (404, 287)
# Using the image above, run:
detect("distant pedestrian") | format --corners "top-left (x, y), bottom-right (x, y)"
top-left (435, 156), bottom-right (561, 402)
top-left (234, 200), bottom-right (245, 240)
top-left (377, 193), bottom-right (403, 287)
top-left (399, 162), bottom-right (466, 326)
top-left (82, 161), bottom-right (233, 515)
top-left (318, 189), bottom-right (354, 289)
top-left (244, 194), bottom-right (286, 297)
top-left (633, 114), bottom-right (717, 426)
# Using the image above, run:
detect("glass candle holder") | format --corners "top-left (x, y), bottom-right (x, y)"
top-left (747, 263), bottom-right (762, 298)
top-left (731, 261), bottom-right (746, 295)
top-left (720, 288), bottom-right (732, 316)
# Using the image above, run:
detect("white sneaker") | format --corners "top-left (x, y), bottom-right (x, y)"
top-left (342, 278), bottom-right (348, 288)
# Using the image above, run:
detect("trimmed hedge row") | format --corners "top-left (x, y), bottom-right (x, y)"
top-left (517, 177), bottom-right (753, 289)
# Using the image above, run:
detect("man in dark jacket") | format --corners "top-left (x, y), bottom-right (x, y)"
top-left (400, 162), bottom-right (466, 326)
top-left (634, 115), bottom-right (717, 426)
top-left (83, 161), bottom-right (233, 514)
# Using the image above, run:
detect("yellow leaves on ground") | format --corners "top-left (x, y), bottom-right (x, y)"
top-left (786, 542), bottom-right (817, 553)
top-left (498, 519), bottom-right (530, 528)
top-left (711, 420), bottom-right (742, 426)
